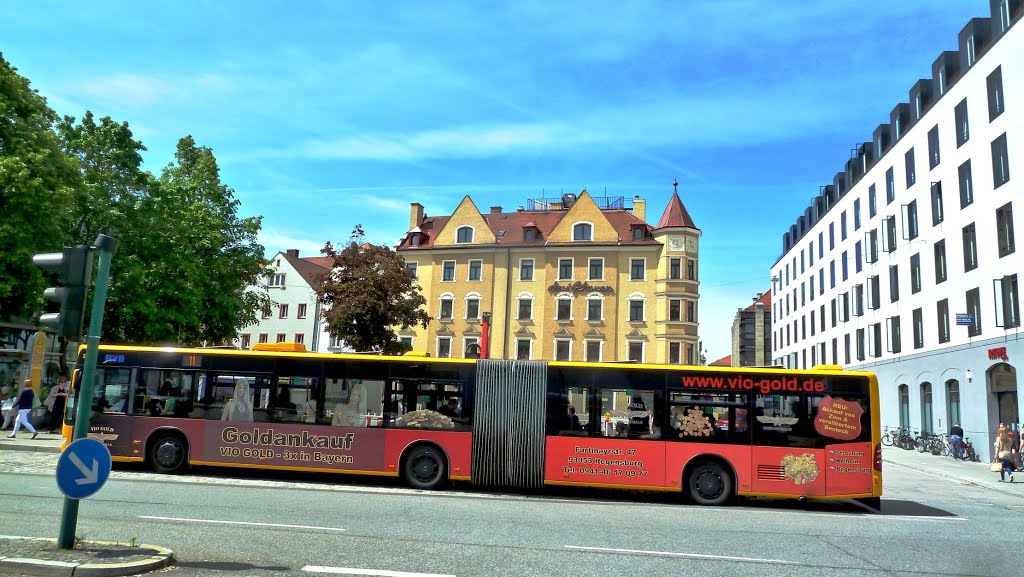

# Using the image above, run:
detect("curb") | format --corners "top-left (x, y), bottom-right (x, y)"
top-left (883, 457), bottom-right (1024, 498)
top-left (0, 442), bottom-right (62, 454)
top-left (0, 538), bottom-right (174, 577)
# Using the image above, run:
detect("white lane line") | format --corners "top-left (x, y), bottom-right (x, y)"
top-left (564, 545), bottom-right (795, 565)
top-left (139, 515), bottom-right (345, 532)
top-left (302, 567), bottom-right (455, 577)
top-left (867, 515), bottom-right (967, 521)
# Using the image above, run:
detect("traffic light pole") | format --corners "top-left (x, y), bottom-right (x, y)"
top-left (58, 234), bottom-right (118, 549)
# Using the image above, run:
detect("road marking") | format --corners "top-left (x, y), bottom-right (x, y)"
top-left (564, 545), bottom-right (795, 565)
top-left (302, 567), bottom-right (455, 577)
top-left (866, 515), bottom-right (967, 522)
top-left (139, 515), bottom-right (346, 532)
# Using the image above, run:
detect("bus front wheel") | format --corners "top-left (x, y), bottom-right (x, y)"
top-left (686, 461), bottom-right (733, 506)
top-left (402, 445), bottom-right (447, 490)
top-left (149, 433), bottom-right (188, 474)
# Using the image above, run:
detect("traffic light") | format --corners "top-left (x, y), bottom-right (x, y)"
top-left (32, 246), bottom-right (94, 339)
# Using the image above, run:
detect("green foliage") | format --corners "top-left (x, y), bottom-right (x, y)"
top-left (318, 226), bottom-right (430, 354)
top-left (0, 53), bottom-right (80, 320)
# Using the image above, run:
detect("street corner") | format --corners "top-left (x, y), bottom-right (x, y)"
top-left (0, 536), bottom-right (174, 577)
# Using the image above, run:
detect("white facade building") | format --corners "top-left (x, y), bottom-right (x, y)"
top-left (233, 250), bottom-right (344, 353)
top-left (771, 3), bottom-right (1022, 462)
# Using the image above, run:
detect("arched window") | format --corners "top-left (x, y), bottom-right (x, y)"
top-left (410, 233), bottom-right (420, 246)
top-left (456, 226), bottom-right (474, 243)
top-left (633, 226), bottom-right (644, 240)
top-left (920, 382), bottom-right (933, 434)
top-left (898, 384), bottom-right (910, 429)
top-left (573, 222), bottom-right (593, 241)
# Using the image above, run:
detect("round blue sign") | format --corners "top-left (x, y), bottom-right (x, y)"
top-left (56, 438), bottom-right (112, 500)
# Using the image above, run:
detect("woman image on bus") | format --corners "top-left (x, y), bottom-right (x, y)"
top-left (332, 382), bottom-right (367, 427)
top-left (221, 379), bottom-right (254, 422)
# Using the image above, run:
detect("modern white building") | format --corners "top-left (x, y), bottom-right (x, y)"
top-left (233, 250), bottom-right (344, 353)
top-left (770, 2), bottom-right (1022, 462)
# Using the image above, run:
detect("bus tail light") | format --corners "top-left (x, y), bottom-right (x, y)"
top-left (873, 443), bottom-right (882, 472)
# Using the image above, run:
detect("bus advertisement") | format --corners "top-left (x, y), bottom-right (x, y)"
top-left (63, 344), bottom-right (881, 508)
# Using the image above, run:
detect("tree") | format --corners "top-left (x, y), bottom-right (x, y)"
top-left (318, 225), bottom-right (431, 354)
top-left (0, 52), bottom-right (80, 321)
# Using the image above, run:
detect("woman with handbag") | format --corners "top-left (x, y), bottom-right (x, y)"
top-left (995, 426), bottom-right (1015, 482)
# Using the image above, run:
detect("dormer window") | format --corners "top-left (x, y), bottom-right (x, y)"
top-left (573, 223), bottom-right (592, 241)
top-left (410, 233), bottom-right (420, 246)
top-left (632, 226), bottom-right (645, 240)
top-left (524, 227), bottom-right (538, 241)
top-left (456, 226), bottom-right (474, 243)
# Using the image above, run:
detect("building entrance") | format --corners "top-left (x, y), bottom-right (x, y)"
top-left (988, 363), bottom-right (1019, 429)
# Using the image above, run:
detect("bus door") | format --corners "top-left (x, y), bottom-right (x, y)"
top-left (66, 365), bottom-right (135, 455)
top-left (813, 388), bottom-right (874, 497)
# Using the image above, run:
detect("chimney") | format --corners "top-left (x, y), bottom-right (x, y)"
top-left (490, 206), bottom-right (502, 214)
top-left (632, 196), bottom-right (646, 222)
top-left (409, 203), bottom-right (424, 230)
top-left (286, 249), bottom-right (299, 257)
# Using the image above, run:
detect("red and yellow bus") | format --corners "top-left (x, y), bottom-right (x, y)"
top-left (63, 344), bottom-right (882, 508)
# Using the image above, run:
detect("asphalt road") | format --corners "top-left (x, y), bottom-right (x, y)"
top-left (2, 451), bottom-right (1021, 577)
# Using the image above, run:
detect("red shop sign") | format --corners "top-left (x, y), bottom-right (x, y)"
top-left (988, 347), bottom-right (1008, 361)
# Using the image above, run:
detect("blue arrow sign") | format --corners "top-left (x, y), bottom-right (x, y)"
top-left (56, 438), bottom-right (112, 500)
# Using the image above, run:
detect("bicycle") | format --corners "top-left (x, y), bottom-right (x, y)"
top-left (881, 426), bottom-right (896, 447)
top-left (963, 437), bottom-right (979, 462)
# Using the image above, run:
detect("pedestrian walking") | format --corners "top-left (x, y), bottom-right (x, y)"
top-left (994, 425), bottom-right (1015, 482)
top-left (7, 380), bottom-right (39, 439)
top-left (950, 423), bottom-right (965, 460)
top-left (45, 376), bottom-right (69, 434)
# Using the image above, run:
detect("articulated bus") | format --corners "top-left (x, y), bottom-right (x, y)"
top-left (63, 344), bottom-right (882, 508)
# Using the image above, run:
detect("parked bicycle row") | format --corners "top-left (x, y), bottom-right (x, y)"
top-left (881, 426), bottom-right (980, 461)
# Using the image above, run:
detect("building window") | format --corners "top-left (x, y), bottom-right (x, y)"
top-left (518, 297), bottom-right (533, 320)
top-left (966, 287), bottom-right (981, 337)
top-left (516, 338), bottom-right (531, 360)
top-left (686, 301), bottom-right (695, 322)
top-left (520, 259), bottom-right (534, 281)
top-left (258, 333), bottom-right (269, 344)
top-left (586, 298), bottom-right (603, 321)
top-left (962, 223), bottom-right (978, 272)
top-left (886, 167), bottom-right (895, 205)
top-left (856, 328), bottom-right (865, 361)
top-left (818, 232), bottom-right (824, 259)
top-left (955, 99), bottom-right (969, 147)
top-left (930, 182), bottom-right (943, 226)
top-left (261, 307), bottom-right (271, 320)
top-left (866, 229), bottom-right (879, 263)
top-left (937, 298), bottom-right (950, 343)
top-left (558, 258), bottom-right (573, 280)
top-left (966, 34), bottom-right (976, 66)
top-left (997, 202), bottom-right (1015, 257)
top-left (633, 227), bottom-right (645, 240)
top-left (467, 260), bottom-right (482, 281)
top-left (686, 259), bottom-right (696, 280)
top-left (439, 297), bottom-right (454, 320)
top-left (400, 336), bottom-right (413, 349)
top-left (456, 226), bottom-right (474, 243)
top-left (852, 284), bottom-right (864, 317)
top-left (898, 385), bottom-right (910, 429)
top-left (889, 265), bottom-right (900, 303)
top-left (437, 337), bottom-right (452, 358)
top-left (442, 260), bottom-right (456, 282)
top-left (669, 257), bottom-right (681, 280)
top-left (668, 342), bottom-right (681, 365)
top-left (841, 251), bottom-right (848, 281)
top-left (987, 66), bottom-right (1004, 121)
top-left (573, 222), bottom-right (593, 241)
top-left (959, 160), bottom-right (973, 208)
top-left (868, 184), bottom-right (877, 217)
top-left (913, 308), bottom-right (924, 349)
top-left (465, 297), bottom-right (480, 320)
top-left (409, 233), bottom-right (420, 246)
top-left (524, 228), bottom-right (538, 242)
top-left (992, 133), bottom-right (1010, 189)
top-left (902, 200), bottom-right (918, 240)
top-left (883, 318), bottom-right (897, 355)
top-left (240, 334), bottom-right (251, 349)
top-left (588, 258), bottom-right (604, 280)
top-left (406, 262), bottom-right (418, 280)
top-left (999, 0), bottom-right (1012, 31)
top-left (853, 199), bottom-right (862, 230)
top-left (297, 303), bottom-right (307, 319)
top-left (276, 333), bottom-right (287, 343)
top-left (830, 260), bottom-right (836, 288)
top-left (927, 125), bottom-right (940, 169)
top-left (920, 383), bottom-right (933, 434)
top-left (585, 340), bottom-right (601, 362)
top-left (269, 273), bottom-right (286, 287)
top-left (669, 299), bottom-right (681, 322)
top-left (279, 304), bottom-right (289, 319)
top-left (855, 241), bottom-right (863, 273)
top-left (294, 333), bottom-right (305, 344)
top-left (686, 343), bottom-right (696, 365)
top-left (947, 380), bottom-right (960, 429)
top-left (627, 342), bottom-right (643, 363)
top-left (996, 274), bottom-right (1021, 329)
top-left (628, 299), bottom-right (645, 322)
top-left (868, 275), bottom-right (880, 310)
top-left (883, 216), bottom-right (897, 252)
top-left (557, 297), bottom-right (572, 321)
top-left (841, 211), bottom-right (847, 241)
top-left (555, 340), bottom-right (571, 361)
top-left (463, 337), bottom-right (479, 358)
top-left (910, 253), bottom-right (921, 294)
top-left (630, 258), bottom-right (645, 280)
top-left (934, 240), bottom-right (947, 284)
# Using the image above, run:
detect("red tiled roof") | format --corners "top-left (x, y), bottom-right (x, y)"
top-left (302, 256), bottom-right (334, 269)
top-left (654, 191), bottom-right (698, 230)
top-left (709, 355), bottom-right (732, 367)
top-left (745, 290), bottom-right (772, 310)
top-left (278, 252), bottom-right (330, 286)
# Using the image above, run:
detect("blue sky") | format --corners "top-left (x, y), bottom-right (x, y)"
top-left (4, 1), bottom-right (989, 360)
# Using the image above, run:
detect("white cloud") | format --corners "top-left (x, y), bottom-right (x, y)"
top-left (258, 229), bottom-right (329, 258)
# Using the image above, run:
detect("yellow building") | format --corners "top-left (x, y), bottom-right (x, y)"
top-left (395, 186), bottom-right (701, 363)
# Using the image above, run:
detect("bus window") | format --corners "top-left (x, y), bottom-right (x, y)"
top-left (752, 394), bottom-right (819, 448)
top-left (275, 376), bottom-right (317, 423)
top-left (194, 373), bottom-right (271, 421)
top-left (667, 391), bottom-right (748, 444)
top-left (388, 379), bottom-right (466, 431)
top-left (547, 386), bottom-right (590, 437)
top-left (325, 378), bottom-right (384, 427)
top-left (92, 368), bottom-right (131, 414)
top-left (135, 369), bottom-right (196, 417)
top-left (597, 388), bottom-right (661, 439)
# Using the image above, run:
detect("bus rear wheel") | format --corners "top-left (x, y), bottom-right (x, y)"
top-left (686, 461), bottom-right (733, 506)
top-left (149, 433), bottom-right (188, 474)
top-left (402, 445), bottom-right (447, 490)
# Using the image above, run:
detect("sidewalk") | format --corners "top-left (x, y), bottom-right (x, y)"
top-left (0, 535), bottom-right (173, 577)
top-left (883, 446), bottom-right (1024, 497)
top-left (0, 431), bottom-right (63, 453)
